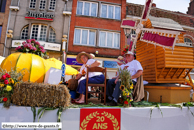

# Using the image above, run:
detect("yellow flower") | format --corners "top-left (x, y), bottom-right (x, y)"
top-left (14, 82), bottom-right (19, 86)
top-left (130, 84), bottom-right (133, 89)
top-left (9, 78), bottom-right (14, 84)
top-left (127, 93), bottom-right (129, 96)
top-left (6, 85), bottom-right (12, 91)
top-left (0, 84), bottom-right (4, 88)
top-left (130, 99), bottom-right (133, 102)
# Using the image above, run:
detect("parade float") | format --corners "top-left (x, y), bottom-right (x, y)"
top-left (0, 0), bottom-right (194, 130)
top-left (121, 0), bottom-right (193, 104)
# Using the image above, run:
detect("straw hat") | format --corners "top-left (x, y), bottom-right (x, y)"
top-left (76, 51), bottom-right (91, 64)
top-left (114, 56), bottom-right (125, 64)
top-left (90, 53), bottom-right (95, 59)
top-left (124, 51), bottom-right (134, 56)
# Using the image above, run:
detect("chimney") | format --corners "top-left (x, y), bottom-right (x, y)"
top-left (152, 3), bottom-right (156, 7)
top-left (187, 0), bottom-right (194, 15)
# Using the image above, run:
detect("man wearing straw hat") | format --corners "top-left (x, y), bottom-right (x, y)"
top-left (75, 52), bottom-right (105, 104)
top-left (106, 51), bottom-right (143, 106)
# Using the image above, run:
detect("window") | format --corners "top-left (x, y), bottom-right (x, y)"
top-left (48, 27), bottom-right (56, 42)
top-left (100, 4), bottom-right (121, 20)
top-left (74, 28), bottom-right (96, 46)
top-left (99, 31), bottom-right (120, 48)
top-left (0, 0), bottom-right (6, 12)
top-left (29, 0), bottom-right (36, 9)
top-left (31, 24), bottom-right (47, 41)
top-left (39, 0), bottom-right (46, 10)
top-left (21, 25), bottom-right (29, 40)
top-left (0, 26), bottom-right (2, 39)
top-left (184, 38), bottom-right (192, 46)
top-left (76, 1), bottom-right (98, 17)
top-left (49, 0), bottom-right (56, 10)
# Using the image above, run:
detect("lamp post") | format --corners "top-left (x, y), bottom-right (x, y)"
top-left (61, 35), bottom-right (67, 82)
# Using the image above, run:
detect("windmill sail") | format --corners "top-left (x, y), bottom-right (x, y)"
top-left (141, 0), bottom-right (153, 21)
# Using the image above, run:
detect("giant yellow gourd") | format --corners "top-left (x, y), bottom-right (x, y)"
top-left (0, 53), bottom-right (79, 83)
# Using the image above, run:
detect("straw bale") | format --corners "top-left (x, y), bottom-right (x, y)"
top-left (11, 83), bottom-right (70, 108)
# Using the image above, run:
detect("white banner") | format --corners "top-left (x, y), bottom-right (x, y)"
top-left (0, 104), bottom-right (194, 130)
top-left (12, 40), bottom-right (61, 51)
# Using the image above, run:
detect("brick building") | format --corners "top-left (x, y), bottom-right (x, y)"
top-left (66, 0), bottom-right (126, 78)
top-left (3, 0), bottom-right (72, 59)
top-left (0, 0), bottom-right (11, 56)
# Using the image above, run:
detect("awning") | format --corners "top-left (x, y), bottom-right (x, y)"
top-left (46, 58), bottom-right (79, 75)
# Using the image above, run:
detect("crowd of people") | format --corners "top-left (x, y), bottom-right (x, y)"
top-left (71, 51), bottom-right (144, 106)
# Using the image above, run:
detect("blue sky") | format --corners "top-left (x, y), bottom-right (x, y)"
top-left (127, 0), bottom-right (190, 13)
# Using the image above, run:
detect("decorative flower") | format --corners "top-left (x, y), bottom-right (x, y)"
top-left (34, 41), bottom-right (40, 46)
top-left (9, 78), bottom-right (14, 84)
top-left (124, 101), bottom-right (128, 104)
top-left (4, 80), bottom-right (9, 84)
top-left (6, 85), bottom-right (12, 91)
top-left (1, 75), bottom-right (6, 80)
top-left (16, 39), bottom-right (46, 57)
top-left (122, 45), bottom-right (130, 55)
top-left (0, 84), bottom-right (4, 88)
top-left (5, 73), bottom-right (11, 78)
top-left (130, 84), bottom-right (133, 89)
top-left (3, 97), bottom-right (8, 102)
top-left (26, 39), bottom-right (31, 43)
top-left (120, 85), bottom-right (125, 91)
top-left (130, 99), bottom-right (133, 102)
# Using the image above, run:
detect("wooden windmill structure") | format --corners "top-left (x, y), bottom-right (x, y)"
top-left (121, 0), bottom-right (194, 90)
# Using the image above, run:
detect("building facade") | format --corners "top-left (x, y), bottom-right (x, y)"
top-left (0, 0), bottom-right (11, 56)
top-left (4, 0), bottom-right (72, 59)
top-left (66, 0), bottom-right (126, 78)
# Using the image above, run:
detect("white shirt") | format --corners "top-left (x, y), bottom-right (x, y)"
top-left (121, 60), bottom-right (143, 82)
top-left (78, 59), bottom-right (102, 83)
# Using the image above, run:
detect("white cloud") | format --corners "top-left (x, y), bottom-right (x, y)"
top-left (127, 0), bottom-right (190, 13)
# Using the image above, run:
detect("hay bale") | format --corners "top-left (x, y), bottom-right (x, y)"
top-left (11, 83), bottom-right (70, 108)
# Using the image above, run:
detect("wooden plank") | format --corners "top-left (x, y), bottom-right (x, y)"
top-left (171, 68), bottom-right (179, 79)
top-left (165, 54), bottom-right (193, 59)
top-left (188, 74), bottom-right (194, 90)
top-left (164, 68), bottom-right (172, 79)
top-left (166, 64), bottom-right (194, 68)
top-left (165, 58), bottom-right (194, 62)
top-left (144, 86), bottom-right (191, 90)
top-left (165, 61), bottom-right (194, 65)
top-left (165, 48), bottom-right (193, 53)
top-left (177, 68), bottom-right (185, 78)
top-left (157, 68), bottom-right (165, 78)
top-left (184, 69), bottom-right (192, 78)
top-left (165, 51), bottom-right (194, 55)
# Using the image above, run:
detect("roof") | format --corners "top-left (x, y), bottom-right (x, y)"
top-left (148, 16), bottom-right (184, 31)
top-left (126, 15), bottom-right (184, 31)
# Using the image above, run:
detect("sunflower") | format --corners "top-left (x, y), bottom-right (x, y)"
top-left (9, 78), bottom-right (14, 84)
top-left (120, 85), bottom-right (125, 91)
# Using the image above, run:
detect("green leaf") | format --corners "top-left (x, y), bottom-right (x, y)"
top-left (156, 104), bottom-right (163, 117)
top-left (31, 107), bottom-right (36, 122)
top-left (38, 108), bottom-right (46, 122)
